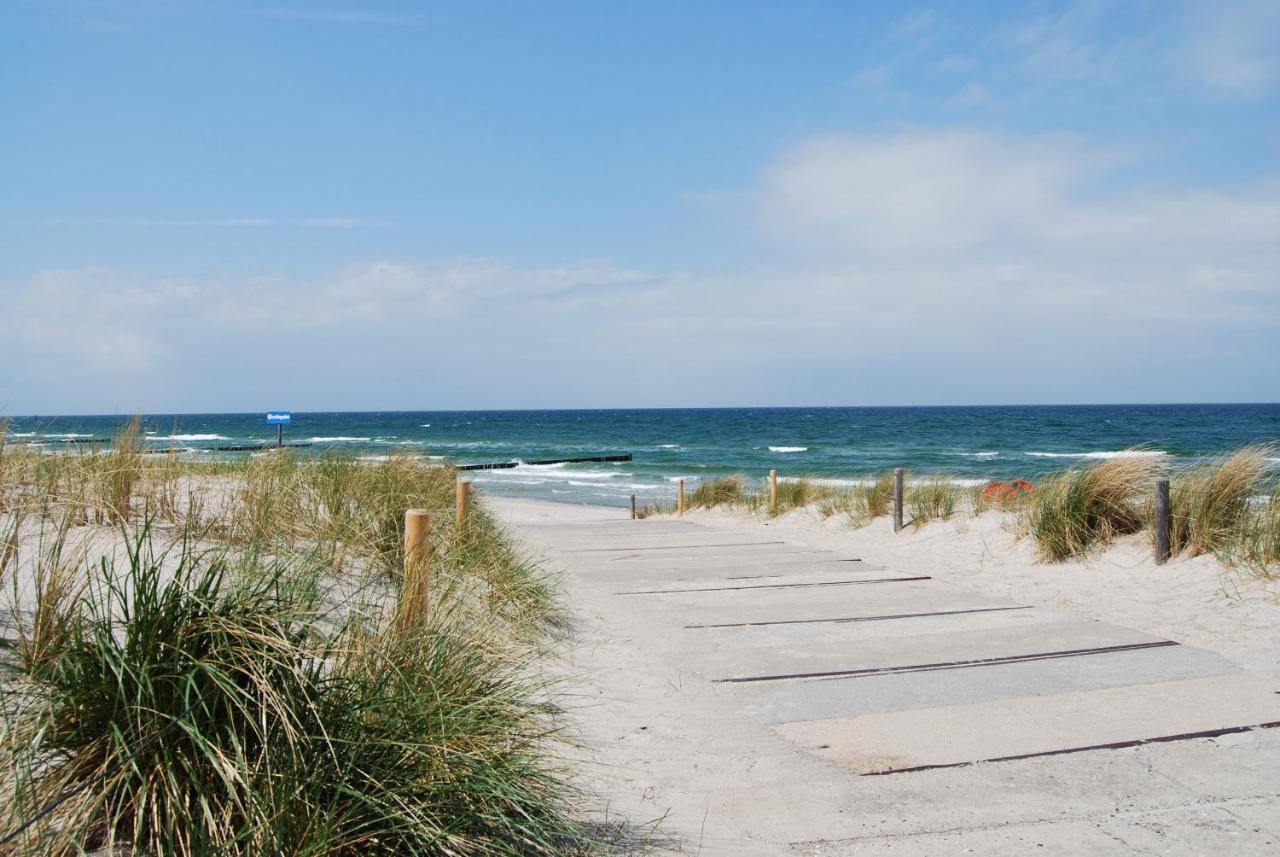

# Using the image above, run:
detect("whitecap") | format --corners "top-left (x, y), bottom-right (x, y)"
top-left (309, 436), bottom-right (371, 442)
top-left (1026, 450), bottom-right (1167, 459)
top-left (43, 433), bottom-right (93, 438)
top-left (7, 432), bottom-right (37, 437)
top-left (658, 444), bottom-right (679, 449)
top-left (165, 433), bottom-right (227, 441)
top-left (769, 446), bottom-right (808, 453)
top-left (956, 451), bottom-right (999, 458)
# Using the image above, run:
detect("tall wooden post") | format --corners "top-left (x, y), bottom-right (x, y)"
top-left (455, 480), bottom-right (471, 530)
top-left (677, 479), bottom-right (685, 517)
top-left (769, 469), bottom-right (778, 516)
top-left (893, 468), bottom-right (904, 533)
top-left (630, 494), bottom-right (637, 520)
top-left (398, 509), bottom-right (430, 631)
top-left (1154, 478), bottom-right (1171, 565)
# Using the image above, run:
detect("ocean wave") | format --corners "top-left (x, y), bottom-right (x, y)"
top-left (43, 433), bottom-right (93, 438)
top-left (7, 432), bottom-right (37, 437)
top-left (358, 453), bottom-right (428, 463)
top-left (1026, 450), bottom-right (1167, 459)
top-left (309, 436), bottom-right (371, 442)
top-left (956, 451), bottom-right (999, 457)
top-left (165, 433), bottom-right (227, 441)
top-left (508, 464), bottom-right (621, 480)
top-left (658, 444), bottom-right (679, 449)
top-left (769, 446), bottom-right (809, 453)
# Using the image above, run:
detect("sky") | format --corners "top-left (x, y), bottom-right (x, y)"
top-left (1, 0), bottom-right (1277, 414)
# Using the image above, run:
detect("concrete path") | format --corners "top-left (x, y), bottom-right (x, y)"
top-left (493, 500), bottom-right (1280, 855)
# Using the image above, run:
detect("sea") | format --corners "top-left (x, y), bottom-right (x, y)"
top-left (6, 405), bottom-right (1279, 507)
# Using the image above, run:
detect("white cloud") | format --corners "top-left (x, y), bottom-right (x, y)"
top-left (5, 132), bottom-right (1277, 408)
top-left (1, 260), bottom-right (656, 376)
top-left (730, 130), bottom-right (1279, 344)
top-left (753, 131), bottom-right (1098, 254)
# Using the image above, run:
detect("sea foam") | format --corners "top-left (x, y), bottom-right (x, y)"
top-left (1026, 450), bottom-right (1167, 459)
top-left (769, 446), bottom-right (808, 453)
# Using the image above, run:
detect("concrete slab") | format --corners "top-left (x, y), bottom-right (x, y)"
top-left (576, 546), bottom-right (841, 565)
top-left (703, 615), bottom-right (1170, 683)
top-left (602, 564), bottom-right (906, 591)
top-left (484, 497), bottom-right (1280, 856)
top-left (775, 673), bottom-right (1280, 774)
top-left (685, 604), bottom-right (1058, 645)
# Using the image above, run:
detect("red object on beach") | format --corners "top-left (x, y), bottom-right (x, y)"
top-left (982, 480), bottom-right (1035, 501)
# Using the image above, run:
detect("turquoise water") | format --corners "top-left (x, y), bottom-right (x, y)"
top-left (7, 405), bottom-right (1279, 507)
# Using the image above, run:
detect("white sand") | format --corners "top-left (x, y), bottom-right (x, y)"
top-left (489, 495), bottom-right (1280, 854)
top-left (683, 505), bottom-right (1280, 678)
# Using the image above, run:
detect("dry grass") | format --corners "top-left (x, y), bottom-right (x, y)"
top-left (906, 477), bottom-right (962, 527)
top-left (0, 451), bottom-right (601, 854)
top-left (685, 475), bottom-right (747, 509)
top-left (1168, 445), bottom-right (1273, 558)
top-left (1022, 453), bottom-right (1160, 561)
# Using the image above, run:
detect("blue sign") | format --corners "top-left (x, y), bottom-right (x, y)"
top-left (266, 411), bottom-right (292, 425)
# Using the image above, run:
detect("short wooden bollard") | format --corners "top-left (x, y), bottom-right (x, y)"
top-left (398, 509), bottom-right (430, 631)
top-left (769, 469), bottom-right (778, 516)
top-left (893, 468), bottom-right (905, 533)
top-left (455, 479), bottom-right (471, 530)
top-left (677, 479), bottom-right (685, 517)
top-left (1154, 477), bottom-right (1171, 565)
top-left (630, 494), bottom-right (637, 520)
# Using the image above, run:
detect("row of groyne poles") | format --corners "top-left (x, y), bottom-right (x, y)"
top-left (639, 469), bottom-right (1177, 566)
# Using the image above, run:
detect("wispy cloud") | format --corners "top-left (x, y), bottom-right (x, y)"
top-left (1183, 0), bottom-right (1280, 97)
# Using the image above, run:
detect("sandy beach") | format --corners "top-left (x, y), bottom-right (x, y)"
top-left (490, 494), bottom-right (1280, 855)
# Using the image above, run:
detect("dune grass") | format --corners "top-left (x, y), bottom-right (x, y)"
top-left (0, 450), bottom-right (596, 855)
top-left (1229, 481), bottom-right (1280, 574)
top-left (685, 474), bottom-right (746, 509)
top-left (906, 477), bottom-right (962, 527)
top-left (1021, 453), bottom-right (1159, 561)
top-left (2, 532), bottom-right (584, 856)
top-left (1167, 445), bottom-right (1273, 558)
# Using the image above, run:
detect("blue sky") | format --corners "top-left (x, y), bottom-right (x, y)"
top-left (1, 0), bottom-right (1277, 413)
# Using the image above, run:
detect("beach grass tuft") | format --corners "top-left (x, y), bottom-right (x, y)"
top-left (0, 450), bottom-right (599, 855)
top-left (1168, 445), bottom-right (1273, 559)
top-left (685, 475), bottom-right (746, 509)
top-left (906, 477), bottom-right (961, 527)
top-left (1022, 452), bottom-right (1158, 561)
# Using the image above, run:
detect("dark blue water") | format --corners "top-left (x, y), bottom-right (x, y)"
top-left (6, 405), bottom-right (1279, 506)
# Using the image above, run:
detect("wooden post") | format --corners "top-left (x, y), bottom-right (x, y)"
top-left (677, 479), bottom-right (685, 517)
top-left (893, 468), bottom-right (904, 533)
top-left (455, 479), bottom-right (471, 530)
top-left (630, 494), bottom-right (637, 520)
top-left (1154, 477), bottom-right (1171, 565)
top-left (398, 509), bottom-right (430, 631)
top-left (769, 469), bottom-right (778, 516)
